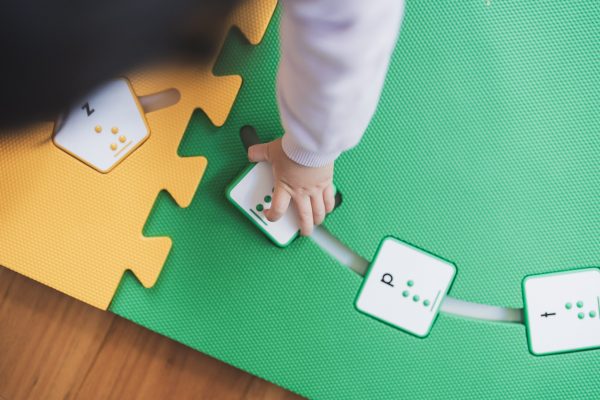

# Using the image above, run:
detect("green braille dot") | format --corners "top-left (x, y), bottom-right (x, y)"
top-left (423, 300), bottom-right (430, 307)
top-left (577, 301), bottom-right (584, 308)
top-left (264, 195), bottom-right (272, 203)
top-left (402, 291), bottom-right (409, 298)
top-left (590, 311), bottom-right (597, 318)
top-left (565, 302), bottom-right (572, 310)
top-left (578, 312), bottom-right (585, 319)
top-left (256, 204), bottom-right (264, 212)
top-left (413, 295), bottom-right (420, 302)
top-left (407, 280), bottom-right (414, 287)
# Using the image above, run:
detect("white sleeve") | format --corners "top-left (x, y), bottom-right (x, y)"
top-left (277, 0), bottom-right (405, 167)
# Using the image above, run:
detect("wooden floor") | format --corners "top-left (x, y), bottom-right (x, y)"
top-left (0, 267), bottom-right (302, 400)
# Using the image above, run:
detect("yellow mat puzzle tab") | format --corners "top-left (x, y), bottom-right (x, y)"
top-left (127, 0), bottom-right (278, 127)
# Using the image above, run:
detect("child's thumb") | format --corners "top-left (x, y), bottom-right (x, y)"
top-left (248, 143), bottom-right (269, 162)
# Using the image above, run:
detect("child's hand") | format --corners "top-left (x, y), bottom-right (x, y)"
top-left (248, 138), bottom-right (335, 236)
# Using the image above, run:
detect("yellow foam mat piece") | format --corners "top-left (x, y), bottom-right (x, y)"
top-left (0, 0), bottom-right (277, 310)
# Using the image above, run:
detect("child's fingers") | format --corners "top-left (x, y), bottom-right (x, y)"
top-left (294, 195), bottom-right (314, 236)
top-left (247, 143), bottom-right (270, 162)
top-left (265, 185), bottom-right (291, 222)
top-left (323, 185), bottom-right (335, 213)
top-left (311, 194), bottom-right (326, 225)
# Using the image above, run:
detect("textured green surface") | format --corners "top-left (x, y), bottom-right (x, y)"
top-left (326, 0), bottom-right (600, 308)
top-left (110, 2), bottom-right (600, 399)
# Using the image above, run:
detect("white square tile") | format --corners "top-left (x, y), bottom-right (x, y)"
top-left (523, 268), bottom-right (600, 355)
top-left (228, 162), bottom-right (300, 247)
top-left (356, 237), bottom-right (456, 337)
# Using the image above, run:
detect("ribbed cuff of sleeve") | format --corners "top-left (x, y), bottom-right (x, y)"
top-left (282, 133), bottom-right (340, 167)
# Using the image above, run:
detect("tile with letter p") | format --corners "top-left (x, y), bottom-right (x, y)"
top-left (355, 237), bottom-right (456, 337)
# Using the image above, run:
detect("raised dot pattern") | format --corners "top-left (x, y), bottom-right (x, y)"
top-left (401, 279), bottom-right (430, 307)
top-left (94, 125), bottom-right (126, 152)
top-left (566, 300), bottom-right (597, 320)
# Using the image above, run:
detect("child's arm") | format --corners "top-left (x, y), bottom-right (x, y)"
top-left (248, 0), bottom-right (405, 236)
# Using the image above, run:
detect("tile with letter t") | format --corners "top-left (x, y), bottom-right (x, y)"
top-left (523, 268), bottom-right (600, 355)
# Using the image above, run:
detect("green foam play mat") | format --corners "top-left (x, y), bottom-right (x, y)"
top-left (110, 2), bottom-right (600, 398)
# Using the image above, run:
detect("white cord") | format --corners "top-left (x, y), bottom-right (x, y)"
top-left (237, 129), bottom-right (524, 325)
top-left (138, 89), bottom-right (180, 114)
top-left (440, 297), bottom-right (523, 323)
top-left (310, 226), bottom-right (370, 276)
top-left (310, 225), bottom-right (524, 324)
